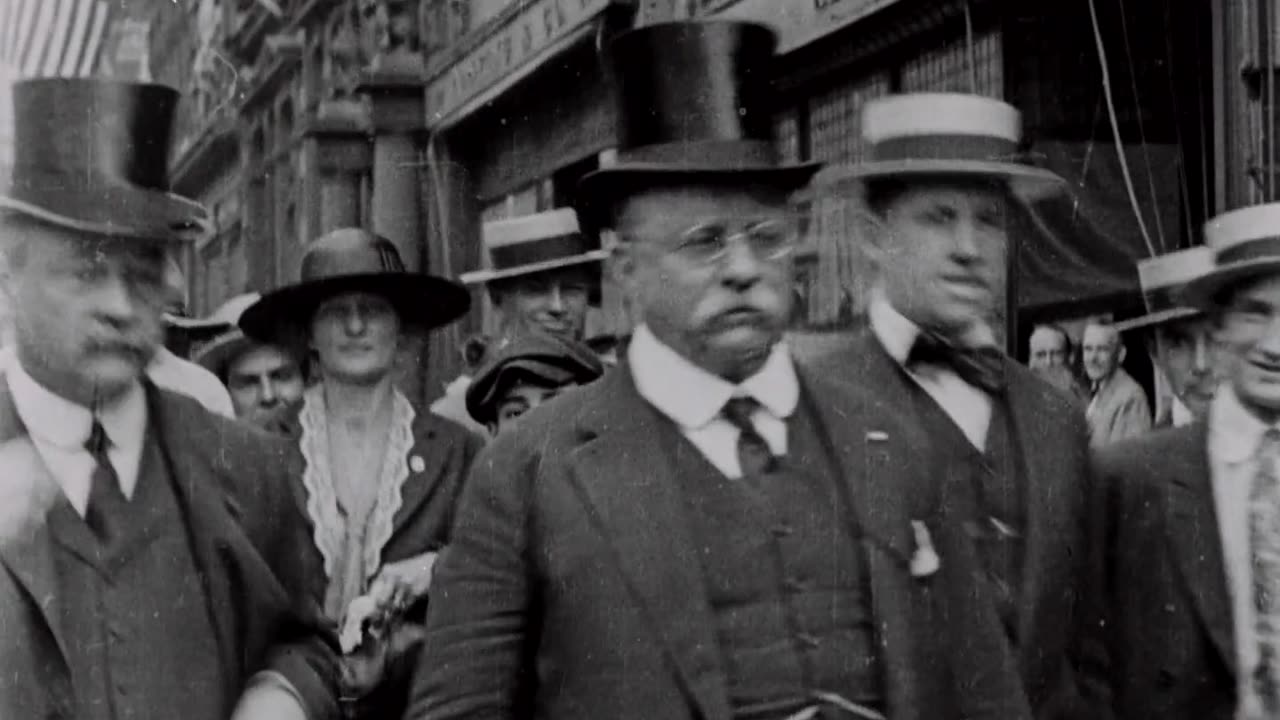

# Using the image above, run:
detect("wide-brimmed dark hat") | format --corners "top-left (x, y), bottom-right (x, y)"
top-left (809, 93), bottom-right (1065, 202)
top-left (240, 228), bottom-right (470, 342)
top-left (0, 78), bottom-right (207, 241)
top-left (1113, 247), bottom-right (1211, 332)
top-left (1184, 202), bottom-right (1280, 307)
top-left (576, 21), bottom-right (819, 229)
top-left (461, 208), bottom-right (609, 285)
top-left (466, 332), bottom-right (605, 425)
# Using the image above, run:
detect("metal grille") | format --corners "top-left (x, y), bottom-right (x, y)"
top-left (900, 29), bottom-right (1004, 98)
top-left (808, 73), bottom-right (892, 164)
top-left (774, 109), bottom-right (801, 165)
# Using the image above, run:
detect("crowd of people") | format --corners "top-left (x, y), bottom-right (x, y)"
top-left (1, 17), bottom-right (1278, 720)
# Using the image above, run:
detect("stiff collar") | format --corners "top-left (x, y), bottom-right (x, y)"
top-left (1210, 384), bottom-right (1278, 465)
top-left (7, 355), bottom-right (146, 456)
top-left (628, 324), bottom-right (799, 430)
top-left (868, 288), bottom-right (998, 366)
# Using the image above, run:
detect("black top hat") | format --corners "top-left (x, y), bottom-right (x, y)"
top-left (576, 21), bottom-right (820, 229)
top-left (466, 332), bottom-right (605, 426)
top-left (239, 228), bottom-right (470, 342)
top-left (0, 78), bottom-right (207, 241)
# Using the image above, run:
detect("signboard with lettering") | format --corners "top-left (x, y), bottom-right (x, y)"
top-left (712, 0), bottom-right (901, 54)
top-left (425, 0), bottom-right (613, 127)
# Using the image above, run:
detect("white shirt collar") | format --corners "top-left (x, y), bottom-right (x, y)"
top-left (867, 287), bottom-right (999, 367)
top-left (1171, 395), bottom-right (1196, 427)
top-left (1210, 384), bottom-right (1275, 465)
top-left (628, 324), bottom-right (799, 430)
top-left (7, 354), bottom-right (146, 457)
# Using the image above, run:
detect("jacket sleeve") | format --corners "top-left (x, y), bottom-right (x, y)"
top-left (1075, 441), bottom-right (1126, 720)
top-left (405, 432), bottom-right (537, 720)
top-left (1111, 388), bottom-right (1153, 443)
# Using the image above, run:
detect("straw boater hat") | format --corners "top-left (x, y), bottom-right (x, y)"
top-left (575, 20), bottom-right (820, 229)
top-left (1112, 247), bottom-right (1212, 333)
top-left (811, 93), bottom-right (1065, 202)
top-left (460, 208), bottom-right (609, 286)
top-left (191, 293), bottom-right (271, 377)
top-left (1184, 202), bottom-right (1280, 308)
top-left (0, 78), bottom-right (207, 241)
top-left (465, 332), bottom-right (605, 426)
top-left (239, 228), bottom-right (470, 343)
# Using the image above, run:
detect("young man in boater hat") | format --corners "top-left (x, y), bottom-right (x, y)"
top-left (0, 78), bottom-right (340, 720)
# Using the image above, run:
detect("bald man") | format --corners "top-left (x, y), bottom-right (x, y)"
top-left (1082, 321), bottom-right (1151, 446)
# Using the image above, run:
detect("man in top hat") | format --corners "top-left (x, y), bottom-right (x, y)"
top-left (815, 92), bottom-right (1096, 718)
top-left (465, 331), bottom-right (604, 436)
top-left (410, 22), bottom-right (1033, 720)
top-left (1086, 202), bottom-right (1280, 720)
top-left (0, 78), bottom-right (340, 719)
top-left (1112, 247), bottom-right (1219, 427)
top-left (192, 293), bottom-right (307, 427)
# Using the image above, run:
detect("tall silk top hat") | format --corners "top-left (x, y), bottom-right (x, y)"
top-left (575, 20), bottom-right (820, 228)
top-left (1112, 247), bottom-right (1212, 332)
top-left (814, 93), bottom-right (1065, 201)
top-left (239, 228), bottom-right (471, 342)
top-left (1185, 202), bottom-right (1280, 307)
top-left (460, 208), bottom-right (609, 286)
top-left (0, 78), bottom-right (207, 241)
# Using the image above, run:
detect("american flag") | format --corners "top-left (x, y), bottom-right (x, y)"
top-left (0, 0), bottom-right (112, 78)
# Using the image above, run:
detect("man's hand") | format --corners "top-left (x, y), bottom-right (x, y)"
top-left (229, 674), bottom-right (309, 720)
top-left (368, 550), bottom-right (439, 611)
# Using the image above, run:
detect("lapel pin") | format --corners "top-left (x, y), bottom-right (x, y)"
top-left (865, 430), bottom-right (889, 442)
top-left (409, 455), bottom-right (426, 473)
top-left (909, 520), bottom-right (940, 578)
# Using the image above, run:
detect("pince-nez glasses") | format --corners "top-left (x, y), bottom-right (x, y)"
top-left (669, 217), bottom-right (801, 265)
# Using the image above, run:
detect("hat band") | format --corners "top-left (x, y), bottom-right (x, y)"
top-left (616, 139), bottom-right (781, 168)
top-left (1217, 236), bottom-right (1280, 266)
top-left (489, 233), bottom-right (598, 272)
top-left (301, 242), bottom-right (406, 280)
top-left (869, 134), bottom-right (1023, 166)
top-left (1142, 285), bottom-right (1193, 315)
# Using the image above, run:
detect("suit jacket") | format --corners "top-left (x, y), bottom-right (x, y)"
top-left (1085, 423), bottom-right (1236, 720)
top-left (407, 353), bottom-right (1041, 720)
top-left (0, 381), bottom-right (341, 720)
top-left (1086, 370), bottom-right (1152, 447)
top-left (837, 330), bottom-right (1097, 720)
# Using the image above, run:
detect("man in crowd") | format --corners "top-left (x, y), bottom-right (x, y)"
top-left (1082, 320), bottom-right (1152, 445)
top-left (409, 22), bottom-right (1017, 720)
top-left (1088, 201), bottom-right (1280, 720)
top-left (1028, 323), bottom-right (1084, 398)
top-left (192, 293), bottom-right (307, 427)
top-left (1113, 246), bottom-right (1218, 426)
top-left (464, 331), bottom-right (604, 436)
top-left (0, 78), bottom-right (339, 719)
top-left (831, 91), bottom-right (1095, 717)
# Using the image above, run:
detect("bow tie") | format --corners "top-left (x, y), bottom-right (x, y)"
top-left (907, 332), bottom-right (1007, 395)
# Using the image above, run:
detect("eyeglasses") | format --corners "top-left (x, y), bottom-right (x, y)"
top-left (669, 217), bottom-right (801, 265)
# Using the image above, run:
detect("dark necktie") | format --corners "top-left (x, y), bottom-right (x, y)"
top-left (908, 332), bottom-right (1007, 395)
top-left (720, 396), bottom-right (777, 477)
top-left (1252, 428), bottom-right (1280, 713)
top-left (85, 419), bottom-right (128, 544)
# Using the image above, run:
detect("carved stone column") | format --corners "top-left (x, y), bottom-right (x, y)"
top-left (303, 98), bottom-right (371, 237)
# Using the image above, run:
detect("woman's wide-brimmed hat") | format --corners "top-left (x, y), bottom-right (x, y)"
top-left (1184, 202), bottom-right (1280, 307)
top-left (575, 21), bottom-right (820, 229)
top-left (460, 208), bottom-right (609, 286)
top-left (810, 93), bottom-right (1066, 201)
top-left (1112, 247), bottom-right (1211, 333)
top-left (0, 78), bottom-right (207, 241)
top-left (466, 332), bottom-right (605, 426)
top-left (240, 228), bottom-right (470, 342)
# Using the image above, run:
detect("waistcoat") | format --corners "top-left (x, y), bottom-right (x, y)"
top-left (661, 391), bottom-right (883, 719)
top-left (48, 428), bottom-right (225, 720)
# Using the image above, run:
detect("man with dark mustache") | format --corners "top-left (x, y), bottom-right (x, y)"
top-left (408, 23), bottom-right (1035, 720)
top-left (0, 78), bottom-right (340, 720)
top-left (821, 92), bottom-right (1095, 718)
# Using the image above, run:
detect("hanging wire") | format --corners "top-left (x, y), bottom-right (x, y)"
top-left (1116, 0), bottom-right (1167, 253)
top-left (963, 0), bottom-right (977, 93)
top-left (1160, 0), bottom-right (1197, 247)
top-left (1267, 0), bottom-right (1277, 201)
top-left (1086, 0), bottom-right (1158, 257)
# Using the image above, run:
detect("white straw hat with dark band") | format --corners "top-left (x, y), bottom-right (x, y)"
top-left (1185, 202), bottom-right (1280, 307)
top-left (461, 208), bottom-right (608, 285)
top-left (1113, 247), bottom-right (1211, 332)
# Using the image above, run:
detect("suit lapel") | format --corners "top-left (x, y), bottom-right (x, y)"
top-left (389, 410), bottom-right (446, 537)
top-left (566, 369), bottom-right (732, 720)
top-left (1165, 422), bottom-right (1236, 674)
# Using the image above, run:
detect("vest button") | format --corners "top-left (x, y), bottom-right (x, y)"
top-left (784, 576), bottom-right (809, 592)
top-left (796, 632), bottom-right (821, 649)
top-left (770, 524), bottom-right (794, 538)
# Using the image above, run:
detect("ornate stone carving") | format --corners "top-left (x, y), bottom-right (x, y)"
top-left (357, 0), bottom-right (423, 74)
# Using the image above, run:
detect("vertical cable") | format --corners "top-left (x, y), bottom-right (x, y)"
top-left (964, 0), bottom-right (977, 93)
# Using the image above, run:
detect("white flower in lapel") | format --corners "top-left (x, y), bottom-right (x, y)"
top-left (909, 520), bottom-right (941, 578)
top-left (410, 455), bottom-right (426, 474)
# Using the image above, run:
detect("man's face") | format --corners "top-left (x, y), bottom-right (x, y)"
top-left (225, 343), bottom-right (305, 425)
top-left (1214, 274), bottom-right (1280, 417)
top-left (877, 180), bottom-right (1008, 336)
top-left (489, 381), bottom-right (566, 435)
top-left (615, 184), bottom-right (796, 382)
top-left (309, 291), bottom-right (401, 384)
top-left (1028, 328), bottom-right (1069, 370)
top-left (2, 222), bottom-right (166, 406)
top-left (1153, 316), bottom-right (1218, 418)
top-left (494, 265), bottom-right (593, 341)
top-left (1082, 325), bottom-right (1122, 382)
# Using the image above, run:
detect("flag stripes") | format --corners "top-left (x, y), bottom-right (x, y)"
top-left (0, 0), bottom-right (110, 78)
